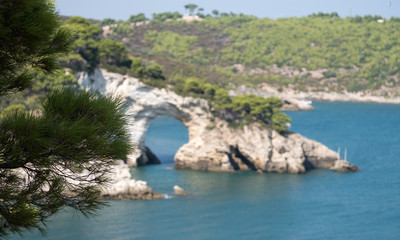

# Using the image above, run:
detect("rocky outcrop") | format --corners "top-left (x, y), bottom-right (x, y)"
top-left (77, 69), bottom-right (358, 174)
top-left (173, 185), bottom-right (189, 195)
top-left (174, 123), bottom-right (359, 173)
top-left (77, 69), bottom-right (213, 168)
top-left (281, 98), bottom-right (314, 111)
top-left (137, 146), bottom-right (161, 166)
top-left (100, 161), bottom-right (163, 200)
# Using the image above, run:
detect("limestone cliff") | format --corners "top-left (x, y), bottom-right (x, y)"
top-left (77, 69), bottom-right (358, 174)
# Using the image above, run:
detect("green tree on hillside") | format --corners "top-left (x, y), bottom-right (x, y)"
top-left (0, 0), bottom-right (132, 237)
top-left (63, 16), bottom-right (102, 73)
top-left (98, 39), bottom-right (131, 67)
top-left (184, 4), bottom-right (198, 16)
top-left (152, 12), bottom-right (182, 22)
top-left (99, 18), bottom-right (117, 27)
top-left (212, 10), bottom-right (219, 17)
top-left (197, 8), bottom-right (205, 17)
top-left (63, 17), bottom-right (132, 73)
top-left (128, 13), bottom-right (147, 23)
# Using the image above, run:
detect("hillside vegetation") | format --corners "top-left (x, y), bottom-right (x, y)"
top-left (104, 12), bottom-right (400, 96)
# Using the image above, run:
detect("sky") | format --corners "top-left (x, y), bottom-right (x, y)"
top-left (55, 0), bottom-right (398, 21)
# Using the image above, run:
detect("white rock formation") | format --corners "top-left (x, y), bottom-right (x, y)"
top-left (173, 185), bottom-right (189, 195)
top-left (100, 161), bottom-right (163, 199)
top-left (174, 123), bottom-right (359, 173)
top-left (77, 69), bottom-right (359, 174)
top-left (13, 160), bottom-right (162, 200)
top-left (77, 69), bottom-right (213, 167)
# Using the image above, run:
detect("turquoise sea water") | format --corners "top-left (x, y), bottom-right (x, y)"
top-left (11, 102), bottom-right (400, 239)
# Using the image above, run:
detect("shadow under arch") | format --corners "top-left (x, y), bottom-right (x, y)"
top-left (144, 115), bottom-right (189, 164)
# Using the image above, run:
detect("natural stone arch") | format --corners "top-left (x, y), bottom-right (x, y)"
top-left (77, 69), bottom-right (212, 166)
top-left (143, 115), bottom-right (189, 164)
top-left (77, 69), bottom-right (359, 173)
top-left (130, 111), bottom-right (191, 166)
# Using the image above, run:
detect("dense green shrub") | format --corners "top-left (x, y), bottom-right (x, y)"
top-left (98, 39), bottom-right (131, 67)
top-left (184, 77), bottom-right (204, 94)
top-left (63, 17), bottom-right (131, 73)
top-left (31, 71), bottom-right (78, 93)
top-left (0, 104), bottom-right (26, 119)
top-left (99, 18), bottom-right (117, 27)
top-left (130, 57), bottom-right (166, 88)
top-left (152, 12), bottom-right (182, 22)
top-left (128, 13), bottom-right (147, 23)
top-left (181, 78), bottom-right (290, 133)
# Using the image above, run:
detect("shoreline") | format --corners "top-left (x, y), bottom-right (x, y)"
top-left (275, 91), bottom-right (400, 105)
top-left (261, 84), bottom-right (400, 104)
top-left (231, 84), bottom-right (400, 105)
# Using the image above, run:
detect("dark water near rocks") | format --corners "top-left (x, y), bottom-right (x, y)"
top-left (11, 102), bottom-right (400, 239)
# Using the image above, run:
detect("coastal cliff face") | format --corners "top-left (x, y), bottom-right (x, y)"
top-left (174, 122), bottom-right (358, 173)
top-left (77, 69), bottom-right (358, 174)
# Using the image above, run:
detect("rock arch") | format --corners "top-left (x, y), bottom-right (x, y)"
top-left (77, 69), bottom-right (359, 173)
top-left (77, 69), bottom-right (212, 165)
top-left (144, 115), bottom-right (189, 164)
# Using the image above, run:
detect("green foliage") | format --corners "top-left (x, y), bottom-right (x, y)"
top-left (57, 52), bottom-right (86, 71)
top-left (128, 13), bottom-right (147, 23)
top-left (0, 89), bottom-right (132, 237)
top-left (98, 39), bottom-right (131, 67)
top-left (212, 10), bottom-right (219, 17)
top-left (0, 1), bottom-right (132, 237)
top-left (184, 4), bottom-right (198, 15)
top-left (181, 78), bottom-right (290, 132)
top-left (308, 12), bottom-right (340, 19)
top-left (130, 57), bottom-right (166, 88)
top-left (131, 57), bottom-right (164, 79)
top-left (0, 0), bottom-right (72, 96)
top-left (31, 71), bottom-right (78, 93)
top-left (214, 89), bottom-right (232, 107)
top-left (131, 57), bottom-right (146, 77)
top-left (184, 77), bottom-right (204, 94)
top-left (62, 17), bottom-right (131, 73)
top-left (224, 95), bottom-right (290, 132)
top-left (145, 30), bottom-right (198, 62)
top-left (74, 39), bottom-right (99, 73)
top-left (0, 104), bottom-right (26, 119)
top-left (65, 16), bottom-right (102, 40)
top-left (145, 62), bottom-right (165, 80)
top-left (202, 83), bottom-right (218, 101)
top-left (152, 12), bottom-right (182, 22)
top-left (63, 17), bottom-right (102, 73)
top-left (111, 21), bottom-right (134, 36)
top-left (99, 18), bottom-right (117, 27)
top-left (119, 11), bottom-right (400, 93)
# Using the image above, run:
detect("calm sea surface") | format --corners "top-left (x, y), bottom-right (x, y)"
top-left (12, 102), bottom-right (400, 239)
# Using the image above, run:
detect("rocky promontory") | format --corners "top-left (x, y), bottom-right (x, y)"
top-left (174, 125), bottom-right (358, 173)
top-left (100, 161), bottom-right (163, 200)
top-left (77, 69), bottom-right (359, 197)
